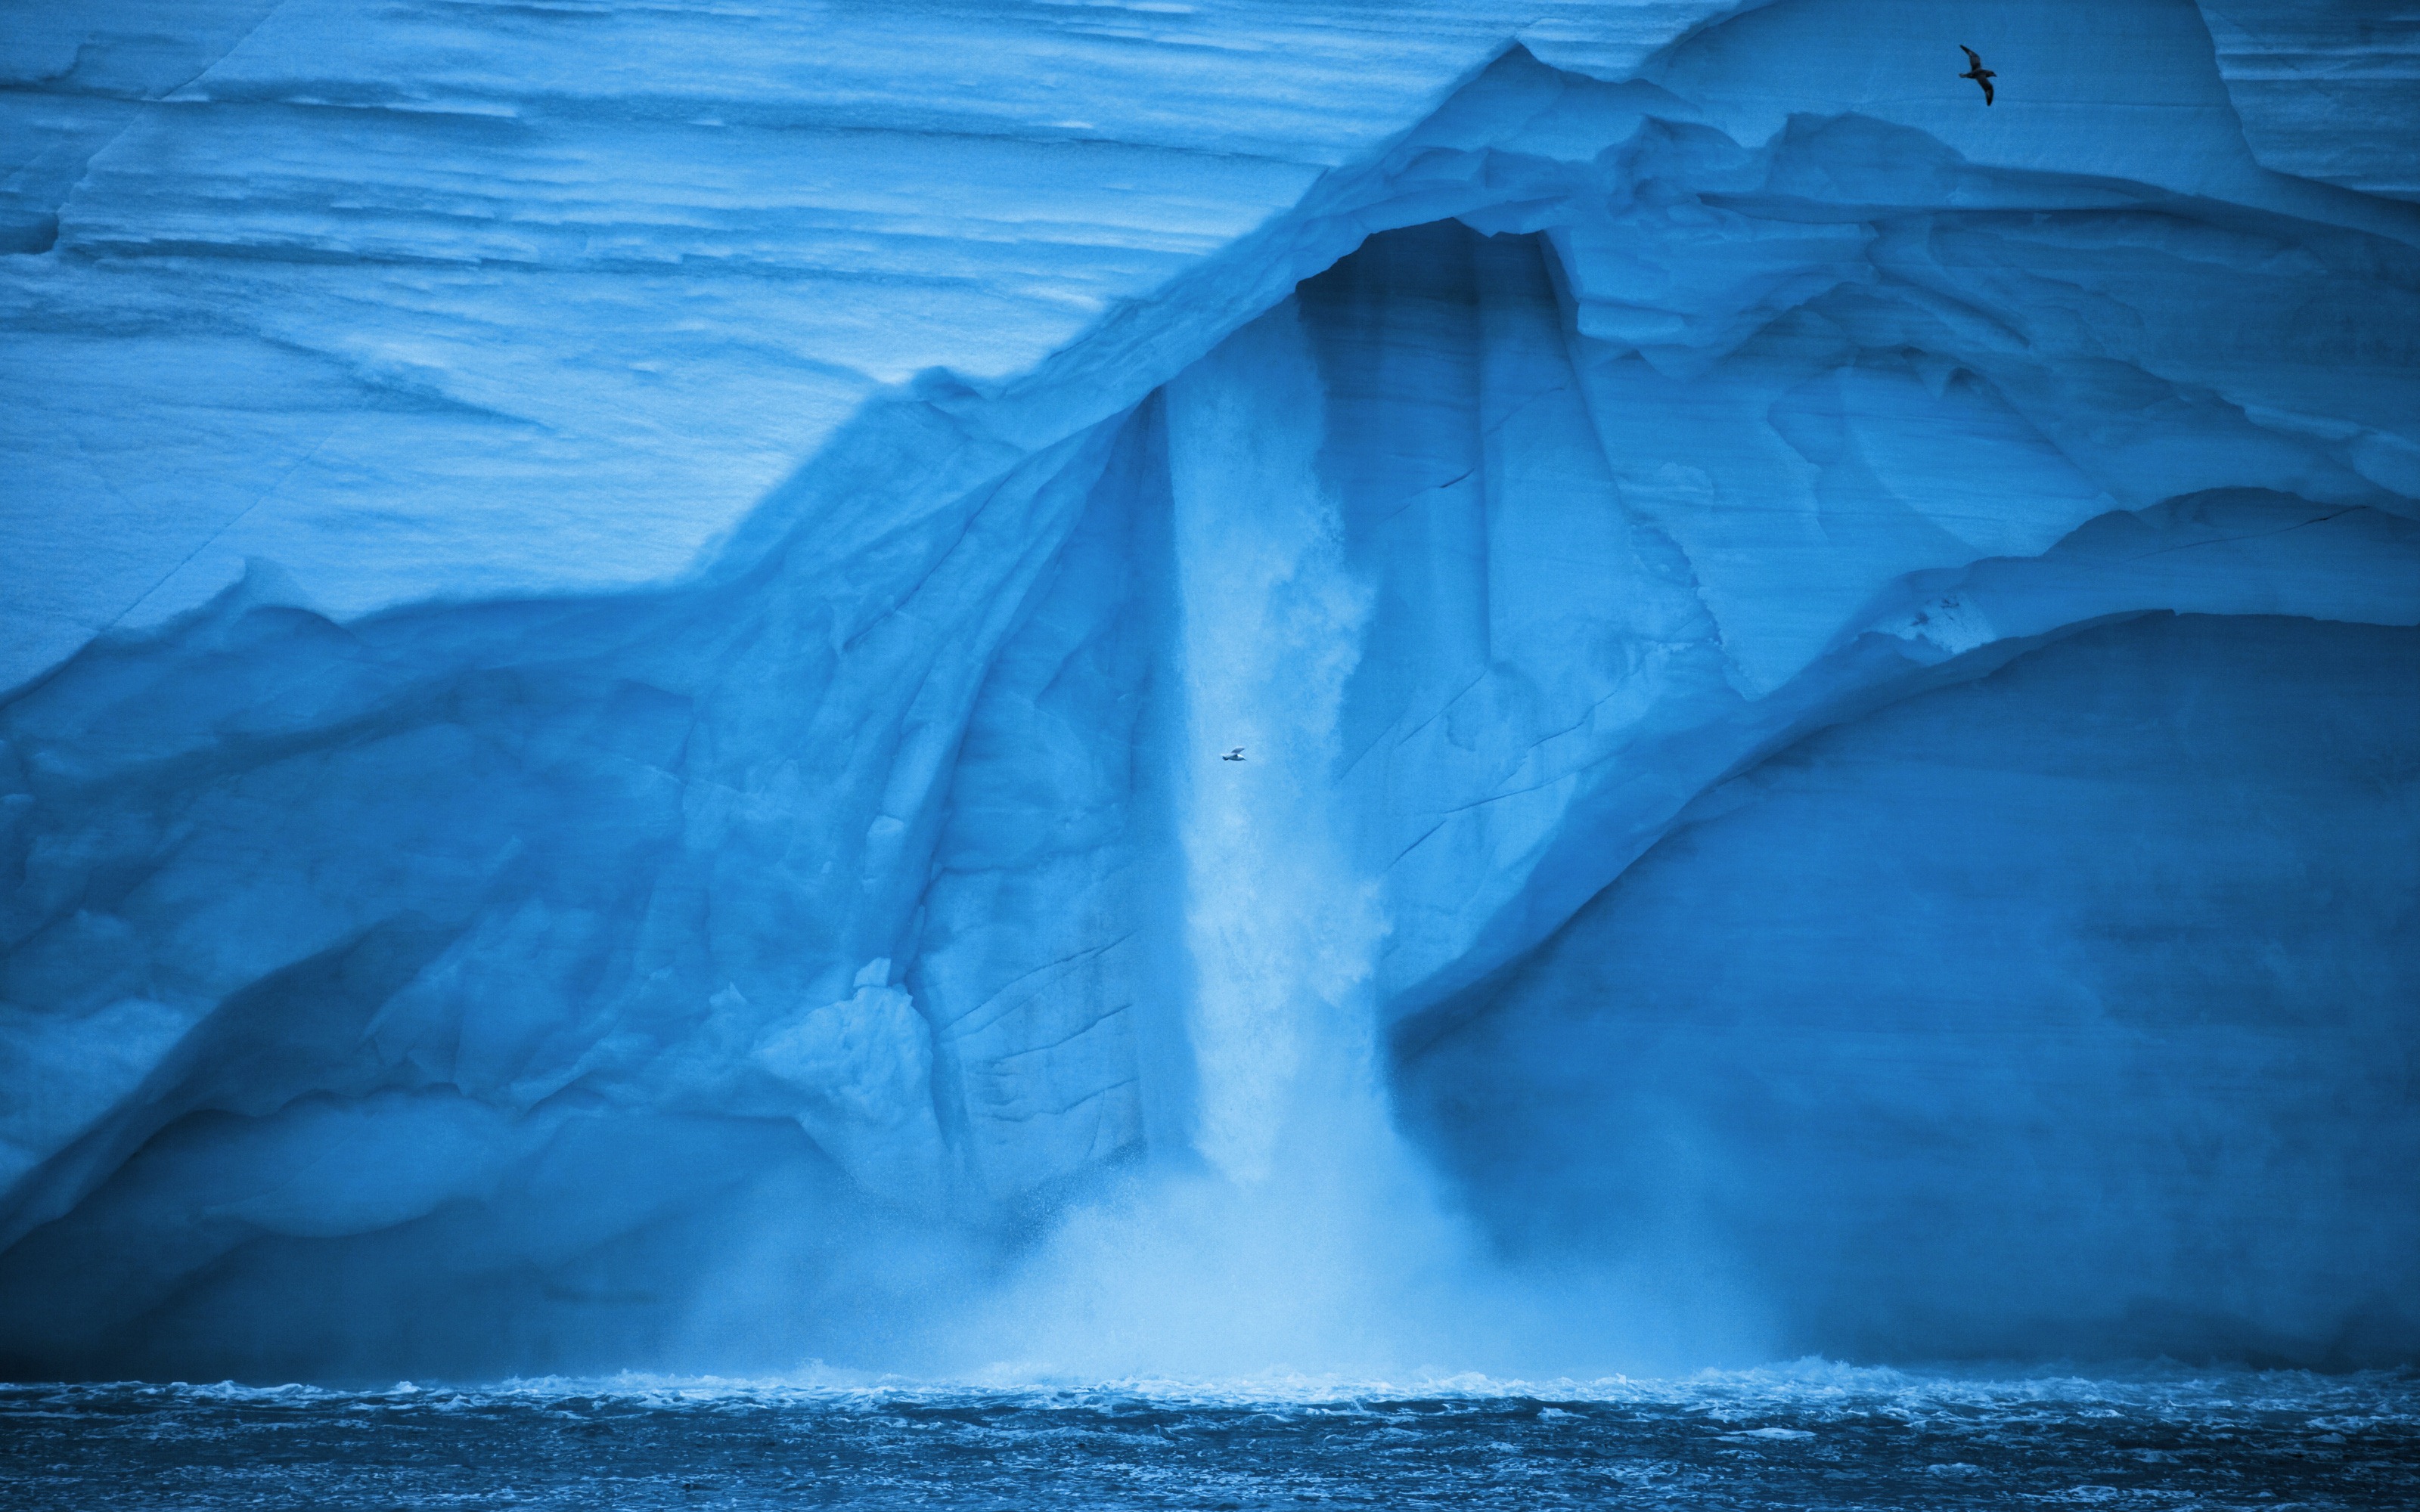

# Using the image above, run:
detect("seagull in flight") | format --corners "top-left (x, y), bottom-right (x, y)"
top-left (1222, 748), bottom-right (1246, 762)
top-left (1958, 45), bottom-right (1996, 106)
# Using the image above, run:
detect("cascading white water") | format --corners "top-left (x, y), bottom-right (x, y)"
top-left (1162, 305), bottom-right (1385, 1188)
top-left (954, 305), bottom-right (1524, 1378)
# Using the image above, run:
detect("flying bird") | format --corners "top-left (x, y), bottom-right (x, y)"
top-left (1959, 45), bottom-right (1996, 106)
top-left (1222, 748), bottom-right (1246, 761)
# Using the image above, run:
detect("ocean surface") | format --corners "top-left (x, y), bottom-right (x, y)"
top-left (2, 1365), bottom-right (2412, 1509)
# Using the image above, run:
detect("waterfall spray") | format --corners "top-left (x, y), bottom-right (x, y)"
top-left (1164, 305), bottom-right (1385, 1186)
top-left (958, 305), bottom-right (1509, 1380)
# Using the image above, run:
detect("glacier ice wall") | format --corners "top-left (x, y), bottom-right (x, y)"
top-left (1400, 612), bottom-right (2420, 1365)
top-left (2, 0), bottom-right (2418, 1377)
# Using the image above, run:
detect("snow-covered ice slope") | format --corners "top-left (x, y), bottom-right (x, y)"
top-left (0, 0), bottom-right (1736, 686)
top-left (1, 0), bottom-right (2416, 1377)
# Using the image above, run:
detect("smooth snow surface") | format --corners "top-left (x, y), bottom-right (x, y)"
top-left (2, 0), bottom-right (2416, 1380)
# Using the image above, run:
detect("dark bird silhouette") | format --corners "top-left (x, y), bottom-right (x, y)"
top-left (1222, 748), bottom-right (1246, 761)
top-left (1959, 45), bottom-right (1996, 106)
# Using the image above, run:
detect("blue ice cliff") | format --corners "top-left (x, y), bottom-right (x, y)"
top-left (2, 0), bottom-right (2416, 1380)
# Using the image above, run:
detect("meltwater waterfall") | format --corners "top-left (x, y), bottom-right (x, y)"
top-left (1166, 308), bottom-right (1381, 1193)
top-left (956, 307), bottom-right (1502, 1380)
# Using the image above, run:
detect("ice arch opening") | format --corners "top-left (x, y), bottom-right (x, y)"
top-left (3, 15), bottom-right (2419, 1378)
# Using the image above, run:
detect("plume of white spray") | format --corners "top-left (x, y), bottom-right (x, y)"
top-left (950, 305), bottom-right (1506, 1379)
top-left (1163, 304), bottom-right (1385, 1188)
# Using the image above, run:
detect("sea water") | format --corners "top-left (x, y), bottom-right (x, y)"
top-left (4, 1365), bottom-right (2413, 1509)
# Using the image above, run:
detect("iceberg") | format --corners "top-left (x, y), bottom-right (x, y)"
top-left (1, 0), bottom-right (2415, 1378)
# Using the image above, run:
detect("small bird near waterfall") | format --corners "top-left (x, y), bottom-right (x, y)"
top-left (1958, 45), bottom-right (1996, 105)
top-left (1223, 748), bottom-right (1246, 761)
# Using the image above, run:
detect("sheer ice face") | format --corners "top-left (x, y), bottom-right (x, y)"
top-left (2, 0), bottom-right (2417, 1378)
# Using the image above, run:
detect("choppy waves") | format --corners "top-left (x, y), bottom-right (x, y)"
top-left (4, 1363), bottom-right (2415, 1509)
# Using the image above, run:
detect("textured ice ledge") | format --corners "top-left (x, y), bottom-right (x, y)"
top-left (5, 1), bottom-right (2415, 684)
